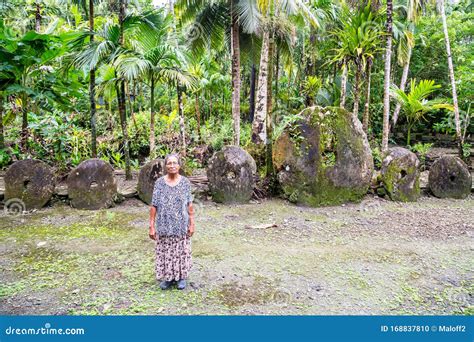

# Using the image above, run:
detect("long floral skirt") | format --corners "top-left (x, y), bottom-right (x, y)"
top-left (155, 234), bottom-right (192, 282)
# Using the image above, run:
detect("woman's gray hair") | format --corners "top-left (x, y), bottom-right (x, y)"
top-left (164, 153), bottom-right (182, 167)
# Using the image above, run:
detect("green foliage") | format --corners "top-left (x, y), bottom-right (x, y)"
top-left (0, 0), bottom-right (471, 174)
top-left (273, 112), bottom-right (302, 142)
top-left (201, 117), bottom-right (233, 151)
top-left (409, 142), bottom-right (433, 167)
top-left (26, 110), bottom-right (91, 170)
top-left (240, 122), bottom-right (252, 148)
top-left (0, 148), bottom-right (11, 168)
top-left (391, 79), bottom-right (453, 145)
top-left (461, 143), bottom-right (471, 160)
top-left (302, 76), bottom-right (322, 105)
top-left (371, 145), bottom-right (383, 169)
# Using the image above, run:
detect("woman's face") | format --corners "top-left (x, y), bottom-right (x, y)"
top-left (165, 156), bottom-right (180, 175)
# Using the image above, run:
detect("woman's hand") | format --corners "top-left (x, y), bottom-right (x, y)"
top-left (187, 222), bottom-right (195, 237)
top-left (149, 226), bottom-right (157, 240)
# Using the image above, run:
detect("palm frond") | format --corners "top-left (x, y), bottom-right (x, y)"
top-left (236, 0), bottom-right (261, 34)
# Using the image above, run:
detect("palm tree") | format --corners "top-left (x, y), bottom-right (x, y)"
top-left (362, 56), bottom-right (373, 133)
top-left (381, 0), bottom-right (393, 153)
top-left (73, 0), bottom-right (100, 157)
top-left (230, 0), bottom-right (241, 146)
top-left (390, 79), bottom-right (453, 145)
top-left (73, 7), bottom-right (160, 179)
top-left (116, 0), bottom-right (131, 179)
top-left (329, 2), bottom-right (382, 119)
top-left (187, 59), bottom-right (208, 143)
top-left (438, 0), bottom-right (462, 153)
top-left (89, 0), bottom-right (97, 157)
top-left (176, 0), bottom-right (247, 146)
top-left (247, 0), bottom-right (318, 178)
top-left (251, 0), bottom-right (319, 147)
top-left (392, 0), bottom-right (423, 128)
top-left (115, 9), bottom-right (195, 157)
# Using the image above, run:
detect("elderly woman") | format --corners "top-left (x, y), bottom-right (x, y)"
top-left (149, 153), bottom-right (195, 290)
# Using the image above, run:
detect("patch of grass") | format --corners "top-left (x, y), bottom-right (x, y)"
top-left (0, 281), bottom-right (27, 298)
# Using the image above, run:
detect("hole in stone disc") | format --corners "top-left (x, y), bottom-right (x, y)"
top-left (23, 179), bottom-right (31, 190)
top-left (226, 171), bottom-right (236, 181)
top-left (90, 181), bottom-right (99, 189)
top-left (449, 175), bottom-right (456, 182)
top-left (400, 170), bottom-right (407, 178)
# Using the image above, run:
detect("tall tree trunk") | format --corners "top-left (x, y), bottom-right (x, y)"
top-left (266, 33), bottom-right (275, 177)
top-left (20, 90), bottom-right (28, 153)
top-left (35, 1), bottom-right (41, 32)
top-left (177, 85), bottom-right (186, 154)
top-left (126, 82), bottom-right (138, 131)
top-left (249, 63), bottom-right (256, 123)
top-left (116, 81), bottom-right (132, 179)
top-left (107, 97), bottom-right (114, 131)
top-left (363, 58), bottom-right (373, 134)
top-left (118, 0), bottom-right (131, 180)
top-left (230, 0), bottom-right (241, 146)
top-left (0, 95), bottom-right (4, 149)
top-left (352, 61), bottom-right (362, 118)
top-left (392, 47), bottom-right (411, 128)
top-left (274, 45), bottom-right (280, 108)
top-left (440, 0), bottom-right (462, 153)
top-left (340, 61), bottom-right (348, 109)
top-left (138, 82), bottom-right (143, 112)
top-left (149, 75), bottom-right (156, 156)
top-left (195, 93), bottom-right (202, 143)
top-left (89, 0), bottom-right (97, 158)
top-left (381, 0), bottom-right (393, 153)
top-left (209, 90), bottom-right (212, 121)
top-left (252, 28), bottom-right (270, 144)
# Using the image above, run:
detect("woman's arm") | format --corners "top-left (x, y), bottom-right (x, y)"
top-left (149, 206), bottom-right (157, 240)
top-left (187, 203), bottom-right (195, 237)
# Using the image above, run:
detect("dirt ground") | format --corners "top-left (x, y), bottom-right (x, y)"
top-left (0, 194), bottom-right (473, 315)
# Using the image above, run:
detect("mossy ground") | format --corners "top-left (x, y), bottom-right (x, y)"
top-left (0, 195), bottom-right (473, 315)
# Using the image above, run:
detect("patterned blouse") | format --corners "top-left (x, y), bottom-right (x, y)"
top-left (151, 175), bottom-right (193, 237)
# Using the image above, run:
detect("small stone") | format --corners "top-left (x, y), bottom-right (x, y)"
top-left (36, 241), bottom-right (47, 247)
